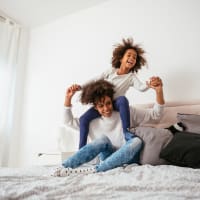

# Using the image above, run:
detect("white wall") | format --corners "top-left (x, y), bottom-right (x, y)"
top-left (20, 0), bottom-right (200, 166)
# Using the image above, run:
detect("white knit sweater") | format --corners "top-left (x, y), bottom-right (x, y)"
top-left (63, 103), bottom-right (164, 149)
top-left (83, 68), bottom-right (148, 99)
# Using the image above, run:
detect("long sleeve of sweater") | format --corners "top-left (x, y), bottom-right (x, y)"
top-left (129, 103), bottom-right (164, 128)
top-left (63, 106), bottom-right (80, 130)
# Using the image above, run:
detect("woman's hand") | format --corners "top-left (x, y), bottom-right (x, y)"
top-left (148, 76), bottom-right (165, 105)
top-left (64, 84), bottom-right (81, 107)
top-left (66, 84), bottom-right (81, 98)
top-left (148, 76), bottom-right (163, 89)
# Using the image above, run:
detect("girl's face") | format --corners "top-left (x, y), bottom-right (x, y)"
top-left (120, 49), bottom-right (137, 71)
top-left (94, 96), bottom-right (113, 117)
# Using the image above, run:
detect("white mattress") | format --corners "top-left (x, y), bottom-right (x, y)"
top-left (1, 164), bottom-right (200, 200)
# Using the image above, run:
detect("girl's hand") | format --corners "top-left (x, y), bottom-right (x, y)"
top-left (149, 76), bottom-right (163, 89)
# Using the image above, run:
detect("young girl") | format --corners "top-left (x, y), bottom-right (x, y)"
top-left (76, 38), bottom-right (152, 149)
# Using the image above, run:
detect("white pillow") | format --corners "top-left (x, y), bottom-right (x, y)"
top-left (177, 113), bottom-right (200, 134)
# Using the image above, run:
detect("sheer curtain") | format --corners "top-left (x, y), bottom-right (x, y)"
top-left (0, 14), bottom-right (22, 167)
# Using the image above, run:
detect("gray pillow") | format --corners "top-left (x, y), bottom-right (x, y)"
top-left (177, 113), bottom-right (200, 134)
top-left (133, 127), bottom-right (173, 165)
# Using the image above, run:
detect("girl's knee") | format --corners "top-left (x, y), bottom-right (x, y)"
top-left (114, 96), bottom-right (129, 110)
top-left (117, 96), bottom-right (128, 104)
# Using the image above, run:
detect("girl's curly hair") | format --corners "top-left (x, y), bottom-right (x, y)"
top-left (112, 38), bottom-right (147, 73)
top-left (80, 79), bottom-right (115, 105)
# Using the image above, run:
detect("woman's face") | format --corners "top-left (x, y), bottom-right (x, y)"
top-left (94, 96), bottom-right (113, 117)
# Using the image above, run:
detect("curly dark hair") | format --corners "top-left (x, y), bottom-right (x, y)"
top-left (112, 38), bottom-right (147, 73)
top-left (80, 79), bottom-right (115, 105)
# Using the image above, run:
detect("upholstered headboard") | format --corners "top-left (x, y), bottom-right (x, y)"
top-left (57, 100), bottom-right (200, 152)
top-left (140, 100), bottom-right (200, 128)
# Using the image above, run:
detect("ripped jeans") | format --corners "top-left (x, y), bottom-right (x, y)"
top-left (62, 135), bottom-right (143, 172)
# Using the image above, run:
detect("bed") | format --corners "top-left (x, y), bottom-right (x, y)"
top-left (1, 100), bottom-right (200, 200)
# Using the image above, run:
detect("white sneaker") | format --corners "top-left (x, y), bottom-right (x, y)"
top-left (60, 167), bottom-right (96, 177)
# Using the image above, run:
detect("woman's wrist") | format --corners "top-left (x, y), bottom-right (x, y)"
top-left (64, 96), bottom-right (72, 107)
top-left (156, 87), bottom-right (165, 105)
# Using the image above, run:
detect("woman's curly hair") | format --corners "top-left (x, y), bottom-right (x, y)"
top-left (112, 38), bottom-right (147, 73)
top-left (80, 79), bottom-right (115, 105)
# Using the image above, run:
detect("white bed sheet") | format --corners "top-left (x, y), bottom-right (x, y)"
top-left (1, 164), bottom-right (200, 200)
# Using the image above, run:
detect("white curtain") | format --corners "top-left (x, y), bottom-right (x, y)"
top-left (0, 15), bottom-right (21, 166)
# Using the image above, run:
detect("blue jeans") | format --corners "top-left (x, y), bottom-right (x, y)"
top-left (62, 135), bottom-right (142, 172)
top-left (79, 96), bottom-right (130, 149)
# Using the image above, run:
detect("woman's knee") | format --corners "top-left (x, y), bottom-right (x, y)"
top-left (96, 135), bottom-right (111, 145)
top-left (129, 137), bottom-right (143, 150)
top-left (91, 135), bottom-right (112, 149)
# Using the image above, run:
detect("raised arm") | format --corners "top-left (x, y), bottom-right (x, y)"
top-left (148, 76), bottom-right (165, 105)
top-left (130, 77), bottom-right (165, 127)
top-left (64, 84), bottom-right (81, 107)
top-left (63, 84), bottom-right (81, 130)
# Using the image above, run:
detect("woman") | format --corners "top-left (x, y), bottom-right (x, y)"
top-left (54, 77), bottom-right (164, 176)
